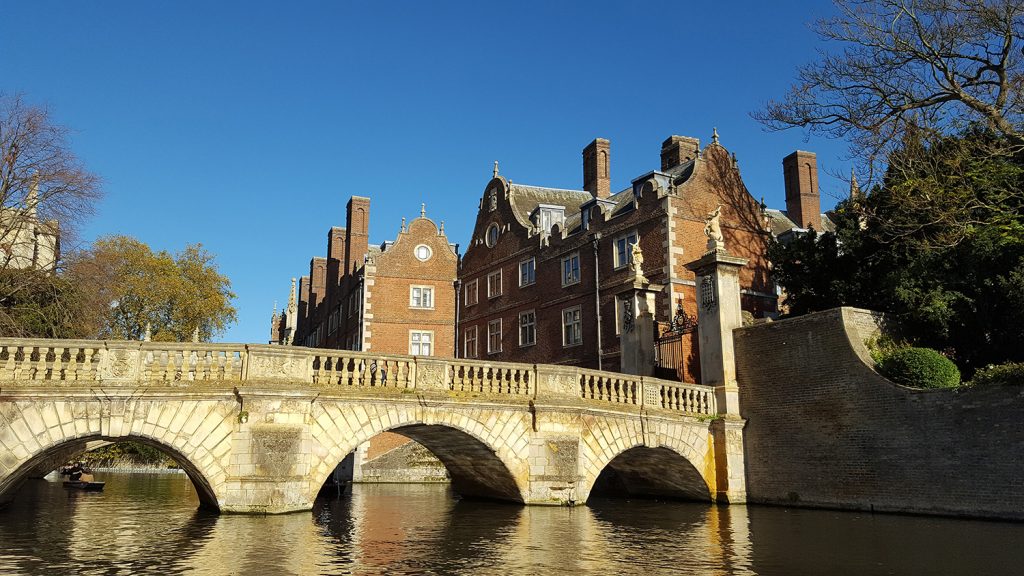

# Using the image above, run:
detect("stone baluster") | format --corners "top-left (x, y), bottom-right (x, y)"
top-left (33, 346), bottom-right (46, 380)
top-left (165, 350), bottom-right (177, 381)
top-left (52, 346), bottom-right (65, 381)
top-left (65, 347), bottom-right (80, 380)
top-left (1, 345), bottom-right (12, 379)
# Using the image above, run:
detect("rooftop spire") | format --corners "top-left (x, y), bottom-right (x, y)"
top-left (420, 203), bottom-right (426, 218)
top-left (849, 168), bottom-right (861, 200)
top-left (287, 277), bottom-right (297, 310)
top-left (27, 171), bottom-right (39, 219)
top-left (711, 127), bottom-right (719, 145)
top-left (493, 160), bottom-right (499, 179)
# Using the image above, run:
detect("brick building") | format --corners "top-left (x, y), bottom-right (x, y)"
top-left (272, 197), bottom-right (458, 357)
top-left (273, 197), bottom-right (459, 483)
top-left (457, 133), bottom-right (831, 377)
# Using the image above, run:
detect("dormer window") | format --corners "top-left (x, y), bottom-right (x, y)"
top-left (533, 204), bottom-right (565, 234)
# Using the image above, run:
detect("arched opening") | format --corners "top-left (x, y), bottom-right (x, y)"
top-left (0, 436), bottom-right (220, 511)
top-left (316, 424), bottom-right (523, 504)
top-left (588, 446), bottom-right (710, 502)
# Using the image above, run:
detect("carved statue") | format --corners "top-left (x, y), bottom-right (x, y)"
top-left (631, 241), bottom-right (646, 281)
top-left (704, 205), bottom-right (725, 251)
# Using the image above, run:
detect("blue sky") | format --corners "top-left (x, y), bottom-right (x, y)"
top-left (1, 1), bottom-right (850, 343)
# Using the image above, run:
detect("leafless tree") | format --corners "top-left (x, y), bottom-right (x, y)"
top-left (0, 94), bottom-right (102, 336)
top-left (754, 0), bottom-right (1024, 182)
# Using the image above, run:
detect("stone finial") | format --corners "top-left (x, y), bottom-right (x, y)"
top-left (493, 160), bottom-right (499, 179)
top-left (704, 204), bottom-right (725, 252)
top-left (401, 217), bottom-right (406, 232)
top-left (711, 127), bottom-right (719, 145)
top-left (439, 221), bottom-right (445, 234)
top-left (143, 322), bottom-right (151, 342)
top-left (192, 327), bottom-right (200, 343)
top-left (421, 203), bottom-right (426, 218)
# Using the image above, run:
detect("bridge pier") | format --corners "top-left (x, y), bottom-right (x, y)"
top-left (686, 247), bottom-right (750, 505)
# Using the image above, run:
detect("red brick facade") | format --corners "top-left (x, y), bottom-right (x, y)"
top-left (457, 135), bottom-right (809, 378)
top-left (281, 197), bottom-right (458, 358)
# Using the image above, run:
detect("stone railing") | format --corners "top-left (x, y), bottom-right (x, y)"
top-left (0, 338), bottom-right (717, 416)
top-left (449, 358), bottom-right (533, 396)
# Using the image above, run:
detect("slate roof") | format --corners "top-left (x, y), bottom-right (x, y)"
top-left (764, 209), bottom-right (835, 236)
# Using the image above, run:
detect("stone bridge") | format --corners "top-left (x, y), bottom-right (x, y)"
top-left (0, 339), bottom-right (746, 513)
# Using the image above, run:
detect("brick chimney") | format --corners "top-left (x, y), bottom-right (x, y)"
top-left (583, 138), bottom-right (610, 199)
top-left (327, 226), bottom-right (346, 288)
top-left (345, 196), bottom-right (370, 275)
top-left (310, 256), bottom-right (327, 308)
top-left (660, 135), bottom-right (700, 171)
top-left (782, 151), bottom-right (821, 230)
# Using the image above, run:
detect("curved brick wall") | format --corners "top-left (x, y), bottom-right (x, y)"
top-left (735, 307), bottom-right (1024, 520)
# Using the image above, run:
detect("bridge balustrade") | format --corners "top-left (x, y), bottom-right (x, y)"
top-left (0, 338), bottom-right (717, 417)
top-left (449, 359), bottom-right (533, 396)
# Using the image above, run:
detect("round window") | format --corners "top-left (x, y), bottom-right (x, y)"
top-left (414, 244), bottom-right (432, 261)
top-left (486, 223), bottom-right (499, 248)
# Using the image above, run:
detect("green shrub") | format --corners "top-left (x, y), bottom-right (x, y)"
top-left (878, 347), bottom-right (961, 389)
top-left (967, 363), bottom-right (1024, 387)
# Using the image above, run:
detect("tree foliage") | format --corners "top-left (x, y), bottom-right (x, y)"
top-left (69, 235), bottom-right (237, 342)
top-left (755, 0), bottom-right (1024, 184)
top-left (770, 131), bottom-right (1024, 375)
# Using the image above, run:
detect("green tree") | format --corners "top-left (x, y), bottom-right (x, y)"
top-left (70, 235), bottom-right (237, 342)
top-left (770, 131), bottom-right (1024, 375)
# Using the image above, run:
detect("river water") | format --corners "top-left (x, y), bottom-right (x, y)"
top-left (0, 472), bottom-right (1020, 575)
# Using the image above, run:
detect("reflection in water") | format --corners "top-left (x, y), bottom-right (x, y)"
top-left (1, 473), bottom-right (1022, 575)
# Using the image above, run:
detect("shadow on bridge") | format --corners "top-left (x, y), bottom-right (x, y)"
top-left (2, 436), bottom-right (220, 510)
top-left (589, 446), bottom-right (711, 502)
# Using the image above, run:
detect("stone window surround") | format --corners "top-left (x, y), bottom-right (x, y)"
top-left (409, 285), bottom-right (434, 309)
top-left (519, 258), bottom-right (536, 287)
top-left (562, 305), bottom-right (582, 347)
top-left (414, 244), bottom-right (432, 262)
top-left (487, 269), bottom-right (503, 299)
top-left (486, 223), bottom-right (499, 247)
top-left (409, 330), bottom-right (433, 356)
top-left (519, 309), bottom-right (536, 347)
top-left (487, 318), bottom-right (502, 354)
top-left (561, 252), bottom-right (581, 287)
top-left (464, 325), bottom-right (478, 358)
top-left (613, 230), bottom-right (638, 270)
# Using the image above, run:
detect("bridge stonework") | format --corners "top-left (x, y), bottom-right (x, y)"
top-left (0, 340), bottom-right (737, 514)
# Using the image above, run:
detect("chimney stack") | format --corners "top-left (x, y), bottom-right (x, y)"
top-left (583, 138), bottom-right (610, 199)
top-left (660, 136), bottom-right (700, 171)
top-left (782, 151), bottom-right (821, 230)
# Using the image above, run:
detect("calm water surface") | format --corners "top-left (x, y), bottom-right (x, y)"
top-left (0, 472), bottom-right (1021, 575)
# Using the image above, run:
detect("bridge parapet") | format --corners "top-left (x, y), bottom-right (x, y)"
top-left (0, 338), bottom-right (716, 417)
top-left (0, 337), bottom-right (739, 514)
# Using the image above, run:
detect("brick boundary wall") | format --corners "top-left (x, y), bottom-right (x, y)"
top-left (735, 307), bottom-right (1024, 520)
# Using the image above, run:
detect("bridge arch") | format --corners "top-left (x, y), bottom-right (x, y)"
top-left (0, 399), bottom-right (236, 510)
top-left (307, 402), bottom-right (530, 503)
top-left (577, 415), bottom-right (714, 503)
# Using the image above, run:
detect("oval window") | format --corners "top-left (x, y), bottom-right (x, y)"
top-left (485, 223), bottom-right (499, 248)
top-left (415, 244), bottom-right (432, 261)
